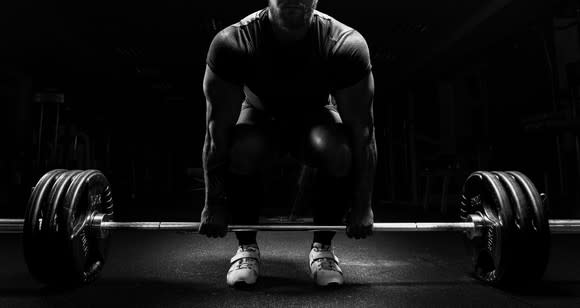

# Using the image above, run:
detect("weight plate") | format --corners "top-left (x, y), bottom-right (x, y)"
top-left (59, 169), bottom-right (114, 285)
top-left (507, 171), bottom-right (550, 281)
top-left (492, 171), bottom-right (530, 283)
top-left (46, 170), bottom-right (84, 234)
top-left (23, 169), bottom-right (67, 284)
top-left (38, 170), bottom-right (84, 285)
top-left (461, 171), bottom-right (515, 285)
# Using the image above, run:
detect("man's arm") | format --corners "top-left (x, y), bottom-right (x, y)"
top-left (201, 65), bottom-right (244, 237)
top-left (333, 72), bottom-right (377, 238)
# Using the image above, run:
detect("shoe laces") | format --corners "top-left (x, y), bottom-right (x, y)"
top-left (312, 245), bottom-right (339, 271)
top-left (235, 258), bottom-right (257, 270)
top-left (316, 258), bottom-right (339, 271)
top-left (234, 245), bottom-right (259, 270)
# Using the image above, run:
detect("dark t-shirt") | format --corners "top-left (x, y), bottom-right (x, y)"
top-left (206, 8), bottom-right (372, 118)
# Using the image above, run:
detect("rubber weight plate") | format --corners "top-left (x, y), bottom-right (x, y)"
top-left (461, 171), bottom-right (516, 285)
top-left (507, 171), bottom-right (550, 281)
top-left (38, 170), bottom-right (84, 285)
top-left (492, 171), bottom-right (531, 283)
top-left (45, 170), bottom-right (84, 234)
top-left (23, 169), bottom-right (67, 283)
top-left (59, 170), bottom-right (114, 285)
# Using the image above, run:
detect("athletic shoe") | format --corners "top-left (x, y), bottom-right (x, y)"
top-left (309, 242), bottom-right (344, 286)
top-left (227, 244), bottom-right (260, 287)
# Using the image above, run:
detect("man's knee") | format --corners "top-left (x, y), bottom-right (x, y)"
top-left (308, 124), bottom-right (352, 177)
top-left (229, 124), bottom-right (271, 175)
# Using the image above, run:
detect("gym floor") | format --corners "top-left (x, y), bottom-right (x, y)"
top-left (1, 227), bottom-right (579, 307)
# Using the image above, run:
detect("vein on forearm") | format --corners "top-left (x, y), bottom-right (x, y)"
top-left (202, 105), bottom-right (232, 204)
top-left (348, 114), bottom-right (377, 209)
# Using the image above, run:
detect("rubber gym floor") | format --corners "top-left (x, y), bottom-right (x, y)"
top-left (1, 225), bottom-right (580, 308)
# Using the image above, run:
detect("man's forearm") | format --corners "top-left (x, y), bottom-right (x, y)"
top-left (202, 126), bottom-right (230, 207)
top-left (350, 127), bottom-right (377, 210)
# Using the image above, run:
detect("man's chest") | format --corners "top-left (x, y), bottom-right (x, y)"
top-left (243, 47), bottom-right (331, 98)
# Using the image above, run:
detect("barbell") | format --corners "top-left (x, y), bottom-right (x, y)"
top-left (2, 217), bottom-right (579, 233)
top-left (0, 169), bottom-right (579, 287)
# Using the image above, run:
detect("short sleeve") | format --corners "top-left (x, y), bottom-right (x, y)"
top-left (329, 30), bottom-right (372, 90)
top-left (206, 27), bottom-right (245, 85)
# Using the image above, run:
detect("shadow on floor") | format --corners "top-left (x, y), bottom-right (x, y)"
top-left (498, 280), bottom-right (580, 297)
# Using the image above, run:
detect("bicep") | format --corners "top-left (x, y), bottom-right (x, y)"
top-left (203, 65), bottom-right (244, 144)
top-left (203, 65), bottom-right (244, 123)
top-left (333, 72), bottom-right (375, 130)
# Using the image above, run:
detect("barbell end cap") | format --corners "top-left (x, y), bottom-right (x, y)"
top-left (90, 213), bottom-right (112, 239)
top-left (540, 193), bottom-right (548, 210)
top-left (465, 213), bottom-right (485, 239)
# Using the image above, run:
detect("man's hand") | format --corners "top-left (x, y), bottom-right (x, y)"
top-left (199, 204), bottom-right (229, 238)
top-left (346, 207), bottom-right (374, 239)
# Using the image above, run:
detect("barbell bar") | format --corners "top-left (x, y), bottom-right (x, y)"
top-left (2, 217), bottom-right (580, 234)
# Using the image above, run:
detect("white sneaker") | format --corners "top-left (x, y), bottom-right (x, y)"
top-left (309, 242), bottom-right (344, 286)
top-left (227, 244), bottom-right (260, 287)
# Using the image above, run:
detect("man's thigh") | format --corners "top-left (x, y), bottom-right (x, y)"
top-left (235, 102), bottom-right (348, 167)
top-left (283, 105), bottom-right (348, 169)
top-left (233, 101), bottom-right (284, 171)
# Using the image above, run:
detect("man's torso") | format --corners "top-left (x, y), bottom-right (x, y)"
top-left (207, 8), bottom-right (370, 118)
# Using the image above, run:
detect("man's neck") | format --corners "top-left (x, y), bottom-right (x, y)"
top-left (268, 9), bottom-right (310, 45)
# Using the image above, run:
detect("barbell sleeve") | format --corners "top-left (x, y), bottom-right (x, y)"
top-left (0, 219), bottom-right (25, 233)
top-left (548, 219), bottom-right (580, 234)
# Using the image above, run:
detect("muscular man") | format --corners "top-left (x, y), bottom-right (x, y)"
top-left (201, 0), bottom-right (377, 287)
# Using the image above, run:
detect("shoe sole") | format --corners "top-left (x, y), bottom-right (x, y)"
top-left (232, 281), bottom-right (257, 289)
top-left (323, 282), bottom-right (342, 288)
top-left (312, 272), bottom-right (344, 287)
top-left (316, 281), bottom-right (343, 287)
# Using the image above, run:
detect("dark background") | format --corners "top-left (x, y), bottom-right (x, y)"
top-left (1, 0), bottom-right (579, 221)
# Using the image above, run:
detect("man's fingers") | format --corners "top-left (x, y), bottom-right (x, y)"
top-left (365, 225), bottom-right (373, 237)
top-left (205, 225), bottom-right (213, 237)
top-left (219, 227), bottom-right (228, 238)
top-left (359, 231), bottom-right (367, 239)
top-left (199, 222), bottom-right (228, 238)
top-left (346, 224), bottom-right (374, 239)
top-left (346, 226), bottom-right (353, 238)
top-left (199, 224), bottom-right (208, 236)
top-left (212, 225), bottom-right (221, 238)
top-left (357, 225), bottom-right (364, 239)
top-left (352, 225), bottom-right (360, 239)
top-left (347, 225), bottom-right (357, 238)
top-left (201, 225), bottom-right (216, 238)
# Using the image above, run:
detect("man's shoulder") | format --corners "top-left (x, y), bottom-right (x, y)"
top-left (211, 9), bottom-right (266, 50)
top-left (312, 10), bottom-right (358, 42)
top-left (313, 10), bottom-right (369, 59)
top-left (237, 8), bottom-right (267, 28)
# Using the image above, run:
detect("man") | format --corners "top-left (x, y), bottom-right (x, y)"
top-left (201, 0), bottom-right (376, 287)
